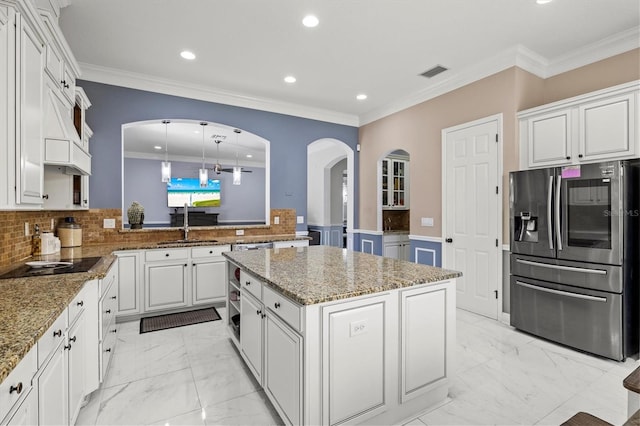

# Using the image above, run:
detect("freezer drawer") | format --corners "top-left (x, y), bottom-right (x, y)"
top-left (510, 276), bottom-right (623, 360)
top-left (511, 254), bottom-right (622, 293)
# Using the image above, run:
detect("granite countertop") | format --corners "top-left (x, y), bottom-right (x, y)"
top-left (223, 245), bottom-right (462, 305)
top-left (0, 233), bottom-right (304, 383)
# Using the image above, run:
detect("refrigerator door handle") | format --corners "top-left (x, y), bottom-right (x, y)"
top-left (515, 259), bottom-right (607, 275)
top-left (515, 281), bottom-right (607, 302)
top-left (547, 175), bottom-right (554, 250)
top-left (555, 174), bottom-right (563, 251)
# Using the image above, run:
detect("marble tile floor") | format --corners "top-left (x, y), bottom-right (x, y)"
top-left (76, 307), bottom-right (638, 425)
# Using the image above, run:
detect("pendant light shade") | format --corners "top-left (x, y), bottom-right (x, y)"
top-left (199, 122), bottom-right (208, 187)
top-left (161, 120), bottom-right (171, 183)
top-left (233, 128), bottom-right (242, 185)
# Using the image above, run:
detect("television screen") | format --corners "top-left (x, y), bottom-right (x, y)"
top-left (167, 177), bottom-right (221, 207)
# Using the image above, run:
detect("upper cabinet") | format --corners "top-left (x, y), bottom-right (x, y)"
top-left (382, 155), bottom-right (410, 209)
top-left (0, 0), bottom-right (90, 210)
top-left (519, 81), bottom-right (639, 169)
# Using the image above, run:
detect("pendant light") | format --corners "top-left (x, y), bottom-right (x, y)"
top-left (199, 122), bottom-right (208, 187)
top-left (233, 129), bottom-right (242, 185)
top-left (160, 120), bottom-right (171, 182)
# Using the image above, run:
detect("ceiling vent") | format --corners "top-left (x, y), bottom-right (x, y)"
top-left (420, 65), bottom-right (448, 78)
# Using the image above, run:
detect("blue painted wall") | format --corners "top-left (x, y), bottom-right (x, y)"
top-left (124, 158), bottom-right (265, 226)
top-left (80, 81), bottom-right (359, 231)
top-left (410, 239), bottom-right (442, 267)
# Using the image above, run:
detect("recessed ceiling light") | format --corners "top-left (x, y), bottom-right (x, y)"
top-left (284, 75), bottom-right (297, 83)
top-left (154, 145), bottom-right (162, 150)
top-left (180, 50), bottom-right (196, 60)
top-left (356, 94), bottom-right (367, 100)
top-left (246, 154), bottom-right (253, 158)
top-left (302, 15), bottom-right (319, 28)
top-left (536, 0), bottom-right (552, 4)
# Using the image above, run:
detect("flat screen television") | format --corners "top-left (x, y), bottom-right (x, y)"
top-left (167, 177), bottom-right (221, 207)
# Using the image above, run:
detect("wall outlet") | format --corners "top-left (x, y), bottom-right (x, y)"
top-left (103, 218), bottom-right (116, 229)
top-left (350, 320), bottom-right (368, 337)
top-left (421, 217), bottom-right (434, 227)
top-left (297, 215), bottom-right (304, 224)
top-left (236, 229), bottom-right (245, 236)
top-left (273, 216), bottom-right (280, 225)
top-left (24, 222), bottom-right (30, 236)
top-left (50, 218), bottom-right (55, 231)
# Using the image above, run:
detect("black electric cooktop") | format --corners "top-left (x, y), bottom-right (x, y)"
top-left (0, 257), bottom-right (103, 280)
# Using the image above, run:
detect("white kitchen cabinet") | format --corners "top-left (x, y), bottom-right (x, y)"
top-left (67, 313), bottom-right (85, 425)
top-left (99, 272), bottom-right (118, 383)
top-left (15, 10), bottom-right (45, 205)
top-left (383, 233), bottom-right (410, 260)
top-left (400, 286), bottom-right (446, 402)
top-left (264, 312), bottom-right (302, 426)
top-left (0, 5), bottom-right (11, 210)
top-left (191, 246), bottom-right (228, 305)
top-left (115, 251), bottom-right (141, 316)
top-left (0, 346), bottom-right (37, 425)
top-left (382, 156), bottom-right (409, 209)
top-left (144, 248), bottom-right (189, 312)
top-left (36, 338), bottom-right (67, 426)
top-left (42, 165), bottom-right (89, 210)
top-left (272, 240), bottom-right (309, 249)
top-left (3, 387), bottom-right (37, 426)
top-left (240, 291), bottom-right (264, 382)
top-left (519, 81), bottom-right (639, 169)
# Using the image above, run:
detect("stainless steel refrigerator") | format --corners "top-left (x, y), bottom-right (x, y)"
top-left (509, 159), bottom-right (639, 360)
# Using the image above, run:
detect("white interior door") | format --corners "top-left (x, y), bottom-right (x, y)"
top-left (443, 116), bottom-right (500, 319)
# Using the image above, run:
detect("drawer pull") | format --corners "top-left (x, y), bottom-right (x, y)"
top-left (111, 296), bottom-right (117, 300)
top-left (256, 309), bottom-right (262, 316)
top-left (209, 250), bottom-right (213, 254)
top-left (261, 313), bottom-right (266, 319)
top-left (165, 253), bottom-right (170, 257)
top-left (53, 329), bottom-right (62, 337)
top-left (245, 281), bottom-right (251, 286)
top-left (77, 300), bottom-right (84, 307)
top-left (69, 336), bottom-right (77, 343)
top-left (111, 329), bottom-right (117, 333)
top-left (105, 309), bottom-right (111, 314)
top-left (64, 344), bottom-right (72, 351)
top-left (274, 302), bottom-right (281, 309)
top-left (9, 382), bottom-right (23, 395)
top-left (105, 348), bottom-right (111, 353)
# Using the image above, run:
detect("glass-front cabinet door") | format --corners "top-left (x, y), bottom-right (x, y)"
top-left (381, 157), bottom-right (409, 209)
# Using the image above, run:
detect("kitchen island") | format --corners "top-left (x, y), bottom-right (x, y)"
top-left (223, 246), bottom-right (461, 426)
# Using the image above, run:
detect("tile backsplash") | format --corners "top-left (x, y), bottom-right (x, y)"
top-left (0, 208), bottom-right (296, 268)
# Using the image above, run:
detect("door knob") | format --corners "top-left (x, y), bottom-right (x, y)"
top-left (445, 238), bottom-right (453, 243)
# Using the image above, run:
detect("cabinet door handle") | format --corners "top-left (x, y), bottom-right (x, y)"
top-left (105, 348), bottom-right (111, 353)
top-left (69, 336), bottom-right (77, 343)
top-left (53, 329), bottom-right (62, 337)
top-left (42, 194), bottom-right (49, 199)
top-left (256, 310), bottom-right (262, 316)
top-left (445, 238), bottom-right (453, 243)
top-left (64, 344), bottom-right (72, 351)
top-left (274, 302), bottom-right (281, 309)
top-left (111, 329), bottom-right (117, 333)
top-left (105, 309), bottom-right (111, 314)
top-left (77, 300), bottom-right (84, 307)
top-left (566, 156), bottom-right (571, 160)
top-left (165, 253), bottom-right (170, 257)
top-left (9, 383), bottom-right (23, 395)
top-left (111, 296), bottom-right (117, 300)
top-left (209, 250), bottom-right (213, 254)
top-left (578, 154), bottom-right (583, 158)
top-left (261, 313), bottom-right (266, 319)
top-left (245, 281), bottom-right (251, 286)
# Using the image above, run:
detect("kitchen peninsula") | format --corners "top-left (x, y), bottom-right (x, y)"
top-left (224, 246), bottom-right (461, 425)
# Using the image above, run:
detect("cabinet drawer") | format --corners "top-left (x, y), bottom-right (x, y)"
top-left (100, 261), bottom-right (117, 297)
top-left (264, 286), bottom-right (302, 332)
top-left (240, 270), bottom-right (262, 300)
top-left (100, 328), bottom-right (117, 381)
top-left (191, 245), bottom-right (230, 259)
top-left (68, 287), bottom-right (87, 326)
top-left (0, 345), bottom-right (36, 422)
top-left (37, 312), bottom-right (66, 368)
top-left (145, 248), bottom-right (188, 262)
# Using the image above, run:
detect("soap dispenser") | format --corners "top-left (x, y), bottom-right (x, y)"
top-left (32, 224), bottom-right (41, 256)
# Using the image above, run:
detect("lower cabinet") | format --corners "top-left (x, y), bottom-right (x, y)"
top-left (36, 338), bottom-right (67, 425)
top-left (115, 251), bottom-right (140, 316)
top-left (264, 313), bottom-right (303, 426)
top-left (67, 314), bottom-right (86, 423)
top-left (191, 246), bottom-right (227, 305)
top-left (3, 387), bottom-right (37, 426)
top-left (383, 233), bottom-right (410, 260)
top-left (240, 292), bottom-right (264, 381)
top-left (145, 261), bottom-right (188, 311)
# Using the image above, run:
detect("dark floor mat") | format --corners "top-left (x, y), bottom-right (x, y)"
top-left (140, 307), bottom-right (221, 333)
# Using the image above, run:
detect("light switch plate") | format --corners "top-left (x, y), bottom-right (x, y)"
top-left (103, 218), bottom-right (116, 229)
top-left (24, 222), bottom-right (30, 236)
top-left (297, 216), bottom-right (304, 224)
top-left (421, 217), bottom-right (434, 227)
top-left (274, 216), bottom-right (280, 225)
top-left (236, 229), bottom-right (245, 236)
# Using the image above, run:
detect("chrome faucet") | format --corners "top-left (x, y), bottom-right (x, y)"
top-left (183, 203), bottom-right (189, 240)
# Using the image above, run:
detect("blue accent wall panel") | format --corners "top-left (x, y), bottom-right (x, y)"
top-left (354, 232), bottom-right (383, 256)
top-left (79, 80), bottom-right (359, 231)
top-left (410, 239), bottom-right (442, 267)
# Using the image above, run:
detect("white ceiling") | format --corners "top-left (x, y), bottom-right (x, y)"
top-left (59, 0), bottom-right (640, 126)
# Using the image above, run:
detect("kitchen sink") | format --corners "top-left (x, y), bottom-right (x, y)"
top-left (156, 239), bottom-right (219, 247)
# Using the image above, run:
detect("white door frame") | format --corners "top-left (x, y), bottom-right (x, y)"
top-left (441, 113), bottom-right (503, 317)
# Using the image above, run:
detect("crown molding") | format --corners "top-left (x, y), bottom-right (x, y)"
top-left (78, 62), bottom-right (360, 127)
top-left (360, 28), bottom-right (639, 125)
